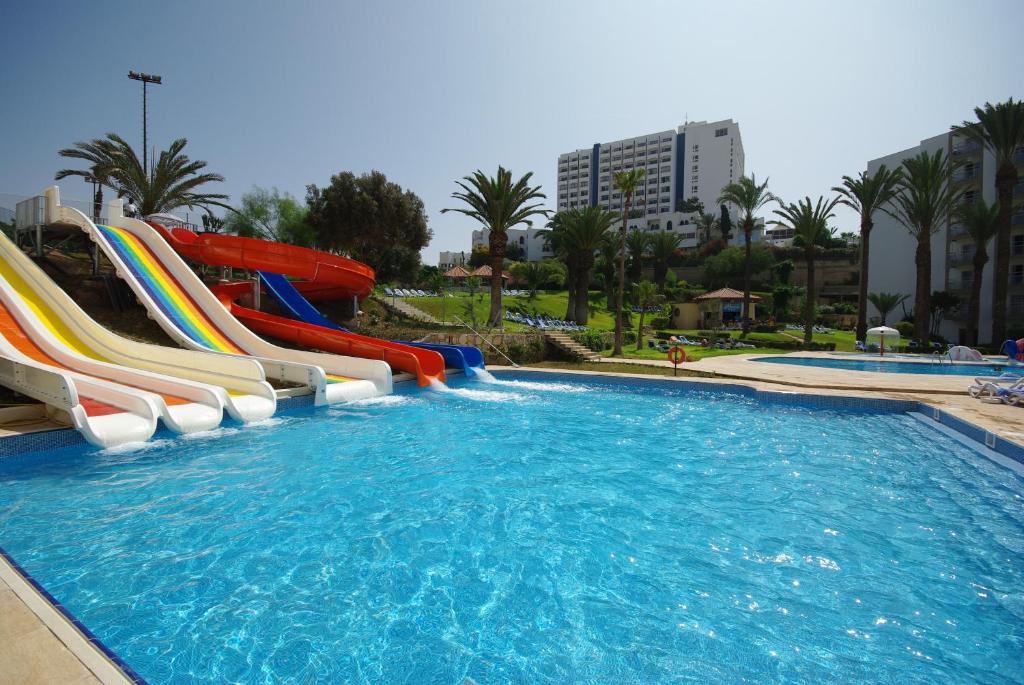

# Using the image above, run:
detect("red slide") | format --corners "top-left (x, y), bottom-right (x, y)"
top-left (151, 225), bottom-right (446, 387)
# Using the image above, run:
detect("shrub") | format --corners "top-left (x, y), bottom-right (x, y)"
top-left (895, 321), bottom-right (914, 338)
top-left (572, 330), bottom-right (610, 352)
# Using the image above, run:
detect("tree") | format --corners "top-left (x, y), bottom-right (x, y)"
top-left (832, 165), bottom-right (904, 342)
top-left (201, 213), bottom-right (226, 233)
top-left (886, 149), bottom-right (961, 342)
top-left (649, 231), bottom-right (681, 293)
top-left (306, 170), bottom-right (432, 284)
top-left (612, 169), bottom-right (645, 356)
top-left (224, 186), bottom-right (312, 245)
top-left (952, 98), bottom-right (1024, 343)
top-left (929, 290), bottom-right (961, 338)
top-left (953, 199), bottom-right (1001, 345)
top-left (677, 197), bottom-right (705, 214)
top-left (703, 245), bottom-right (775, 288)
top-left (542, 207), bottom-right (615, 323)
top-left (505, 240), bottom-right (526, 261)
top-left (718, 203), bottom-right (733, 241)
top-left (597, 232), bottom-right (622, 310)
top-left (867, 292), bottom-right (909, 326)
top-left (55, 145), bottom-right (112, 221)
top-left (57, 133), bottom-right (228, 217)
top-left (772, 195), bottom-right (841, 342)
top-left (718, 175), bottom-right (778, 335)
top-left (441, 167), bottom-right (547, 327)
top-left (625, 230), bottom-right (651, 283)
top-left (542, 211), bottom-right (578, 320)
top-left (633, 280), bottom-right (663, 351)
top-left (468, 245), bottom-right (490, 268)
top-left (695, 212), bottom-right (718, 245)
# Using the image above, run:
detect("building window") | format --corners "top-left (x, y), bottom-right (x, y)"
top-left (666, 221), bottom-right (672, 230)
top-left (1012, 264), bottom-right (1024, 285)
top-left (715, 128), bottom-right (728, 137)
top-left (1014, 234), bottom-right (1024, 255)
top-left (1011, 294), bottom-right (1024, 315)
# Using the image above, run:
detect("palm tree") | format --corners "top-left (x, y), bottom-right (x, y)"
top-left (611, 169), bottom-right (645, 356)
top-left (695, 212), bottom-right (718, 245)
top-left (442, 167), bottom-right (548, 327)
top-left (952, 99), bottom-right (1024, 343)
top-left (718, 174), bottom-right (778, 335)
top-left (625, 230), bottom-right (651, 283)
top-left (953, 199), bottom-right (1001, 346)
top-left (886, 149), bottom-right (961, 343)
top-left (542, 211), bottom-right (576, 320)
top-left (57, 133), bottom-right (228, 217)
top-left (540, 207), bottom-right (614, 324)
top-left (832, 165), bottom-right (904, 342)
top-left (867, 292), bottom-right (909, 326)
top-left (597, 232), bottom-right (623, 310)
top-left (633, 280), bottom-right (662, 351)
top-left (55, 138), bottom-right (117, 221)
top-left (772, 196), bottom-right (841, 342)
top-left (649, 231), bottom-right (682, 293)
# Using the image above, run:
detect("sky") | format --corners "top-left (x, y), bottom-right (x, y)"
top-left (1, 0), bottom-right (1021, 263)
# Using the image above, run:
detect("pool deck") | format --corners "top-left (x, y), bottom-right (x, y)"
top-left (1, 355), bottom-right (1021, 683)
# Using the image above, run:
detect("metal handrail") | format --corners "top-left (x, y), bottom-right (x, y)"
top-left (452, 316), bottom-right (519, 367)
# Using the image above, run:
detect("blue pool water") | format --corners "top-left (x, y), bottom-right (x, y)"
top-left (1, 373), bottom-right (1022, 683)
top-left (754, 355), bottom-right (1010, 377)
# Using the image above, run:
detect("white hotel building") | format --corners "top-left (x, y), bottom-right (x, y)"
top-left (866, 131), bottom-right (1024, 345)
top-left (555, 119), bottom-right (747, 249)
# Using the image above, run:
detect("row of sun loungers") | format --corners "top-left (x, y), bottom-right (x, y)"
top-left (505, 311), bottom-right (586, 331)
top-left (502, 290), bottom-right (529, 297)
top-left (968, 372), bottom-right (1024, 406)
top-left (384, 288), bottom-right (438, 298)
top-left (788, 324), bottom-right (834, 334)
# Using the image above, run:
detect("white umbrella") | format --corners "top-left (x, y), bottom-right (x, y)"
top-left (866, 326), bottom-right (900, 356)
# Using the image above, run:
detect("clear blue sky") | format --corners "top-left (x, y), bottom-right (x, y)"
top-left (1, 0), bottom-right (1021, 262)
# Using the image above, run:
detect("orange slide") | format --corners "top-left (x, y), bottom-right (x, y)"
top-left (150, 225), bottom-right (446, 386)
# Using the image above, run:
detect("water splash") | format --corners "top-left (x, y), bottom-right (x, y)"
top-left (472, 368), bottom-right (588, 393)
top-left (98, 438), bottom-right (175, 456)
top-left (428, 377), bottom-right (525, 402)
top-left (181, 427), bottom-right (241, 441)
top-left (348, 395), bottom-right (415, 407)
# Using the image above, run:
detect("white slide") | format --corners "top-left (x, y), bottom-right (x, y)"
top-left (0, 353), bottom-right (158, 448)
top-left (1, 206), bottom-right (278, 424)
top-left (46, 187), bottom-right (392, 404)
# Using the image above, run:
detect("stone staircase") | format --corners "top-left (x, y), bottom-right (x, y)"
top-left (544, 331), bottom-right (601, 362)
top-left (374, 296), bottom-right (442, 324)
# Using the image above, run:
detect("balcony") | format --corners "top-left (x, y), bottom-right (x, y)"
top-left (952, 166), bottom-right (980, 183)
top-left (952, 140), bottom-right (981, 156)
top-left (1013, 213), bottom-right (1024, 225)
top-left (947, 251), bottom-right (975, 266)
top-left (949, 223), bottom-right (970, 239)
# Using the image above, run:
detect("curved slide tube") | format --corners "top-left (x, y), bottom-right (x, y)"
top-left (49, 189), bottom-right (391, 404)
top-left (258, 271), bottom-right (484, 377)
top-left (0, 226), bottom-right (276, 425)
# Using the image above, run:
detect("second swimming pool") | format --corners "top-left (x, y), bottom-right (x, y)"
top-left (753, 355), bottom-right (1009, 377)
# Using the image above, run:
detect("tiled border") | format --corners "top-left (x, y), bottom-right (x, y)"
top-left (0, 546), bottom-right (146, 684)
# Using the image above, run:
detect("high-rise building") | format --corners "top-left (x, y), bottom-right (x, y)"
top-left (866, 131), bottom-right (1024, 344)
top-left (556, 119), bottom-right (745, 248)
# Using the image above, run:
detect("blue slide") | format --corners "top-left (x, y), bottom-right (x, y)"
top-left (257, 271), bottom-right (485, 376)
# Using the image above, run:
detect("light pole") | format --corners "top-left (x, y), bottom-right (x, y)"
top-left (127, 71), bottom-right (162, 177)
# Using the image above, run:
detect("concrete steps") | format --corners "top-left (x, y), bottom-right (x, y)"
top-left (544, 331), bottom-right (601, 362)
top-left (374, 296), bottom-right (442, 324)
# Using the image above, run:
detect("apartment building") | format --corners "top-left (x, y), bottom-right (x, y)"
top-left (556, 119), bottom-right (745, 249)
top-left (470, 226), bottom-right (554, 262)
top-left (438, 251), bottom-right (469, 271)
top-left (866, 131), bottom-right (1024, 344)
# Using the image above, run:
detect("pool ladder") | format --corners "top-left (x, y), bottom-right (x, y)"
top-left (932, 350), bottom-right (951, 364)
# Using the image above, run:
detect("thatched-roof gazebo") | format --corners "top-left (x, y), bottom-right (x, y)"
top-left (443, 265), bottom-right (470, 279)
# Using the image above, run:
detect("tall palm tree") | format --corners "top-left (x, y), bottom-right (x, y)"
top-left (952, 98), bottom-right (1024, 343)
top-left (597, 232), bottom-right (623, 310)
top-left (832, 165), bottom-right (904, 342)
top-left (772, 196), bottom-right (841, 343)
top-left (541, 207), bottom-right (614, 323)
top-left (718, 174), bottom-right (778, 335)
top-left (886, 149), bottom-right (961, 343)
top-left (695, 212), bottom-right (718, 245)
top-left (625, 230), bottom-right (651, 283)
top-left (953, 199), bottom-right (1001, 346)
top-left (57, 133), bottom-right (228, 217)
top-left (442, 167), bottom-right (548, 327)
top-left (867, 292), bottom-right (909, 326)
top-left (649, 231), bottom-right (682, 293)
top-left (633, 280), bottom-right (662, 350)
top-left (55, 137), bottom-right (117, 221)
top-left (611, 169), bottom-right (645, 356)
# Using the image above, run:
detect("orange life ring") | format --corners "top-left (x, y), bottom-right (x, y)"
top-left (667, 346), bottom-right (686, 364)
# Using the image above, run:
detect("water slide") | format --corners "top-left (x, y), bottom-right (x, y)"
top-left (257, 271), bottom-right (485, 377)
top-left (146, 227), bottom-right (448, 386)
top-left (48, 189), bottom-right (391, 404)
top-left (0, 232), bottom-right (293, 441)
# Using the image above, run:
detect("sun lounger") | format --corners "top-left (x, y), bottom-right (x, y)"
top-left (968, 375), bottom-right (1024, 399)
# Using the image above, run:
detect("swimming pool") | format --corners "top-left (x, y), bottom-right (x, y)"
top-left (1, 373), bottom-right (1021, 683)
top-left (754, 355), bottom-right (1009, 377)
